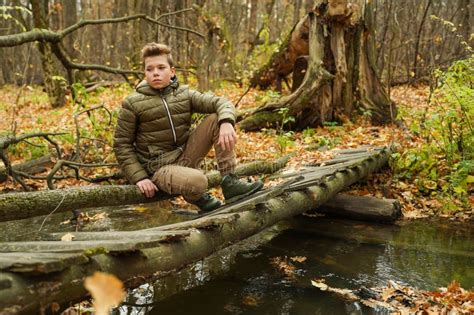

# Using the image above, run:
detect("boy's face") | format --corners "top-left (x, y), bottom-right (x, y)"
top-left (144, 55), bottom-right (176, 89)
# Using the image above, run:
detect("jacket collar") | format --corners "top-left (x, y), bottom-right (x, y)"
top-left (136, 76), bottom-right (179, 96)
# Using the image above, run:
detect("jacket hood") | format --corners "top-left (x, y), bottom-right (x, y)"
top-left (136, 76), bottom-right (179, 96)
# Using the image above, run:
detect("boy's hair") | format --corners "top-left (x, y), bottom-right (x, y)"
top-left (141, 42), bottom-right (174, 67)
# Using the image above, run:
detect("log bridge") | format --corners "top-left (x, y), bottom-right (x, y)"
top-left (0, 147), bottom-right (400, 314)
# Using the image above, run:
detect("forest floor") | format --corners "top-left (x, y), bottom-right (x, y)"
top-left (0, 83), bottom-right (472, 221)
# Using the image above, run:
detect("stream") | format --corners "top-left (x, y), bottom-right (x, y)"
top-left (0, 202), bottom-right (471, 314)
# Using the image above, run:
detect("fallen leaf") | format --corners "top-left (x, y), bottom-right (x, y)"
top-left (242, 294), bottom-right (260, 306)
top-left (290, 256), bottom-right (307, 263)
top-left (311, 279), bottom-right (328, 291)
top-left (61, 233), bottom-right (75, 242)
top-left (50, 302), bottom-right (60, 312)
top-left (134, 206), bottom-right (148, 213)
top-left (84, 272), bottom-right (125, 315)
top-left (382, 287), bottom-right (395, 301)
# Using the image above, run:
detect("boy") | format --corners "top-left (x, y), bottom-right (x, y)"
top-left (113, 43), bottom-right (263, 212)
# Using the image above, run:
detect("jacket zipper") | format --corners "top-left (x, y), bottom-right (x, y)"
top-left (161, 97), bottom-right (177, 144)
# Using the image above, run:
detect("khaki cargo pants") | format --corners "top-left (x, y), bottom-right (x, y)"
top-left (151, 114), bottom-right (236, 201)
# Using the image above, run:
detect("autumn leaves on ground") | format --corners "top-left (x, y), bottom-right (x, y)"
top-left (0, 82), bottom-right (472, 220)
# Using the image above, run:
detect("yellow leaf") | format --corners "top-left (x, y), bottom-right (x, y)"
top-left (466, 175), bottom-right (474, 184)
top-left (61, 233), bottom-right (75, 242)
top-left (290, 256), bottom-right (307, 263)
top-left (134, 206), bottom-right (148, 213)
top-left (84, 272), bottom-right (125, 315)
top-left (311, 279), bottom-right (328, 291)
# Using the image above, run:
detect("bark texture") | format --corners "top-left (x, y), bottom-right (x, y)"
top-left (0, 156), bottom-right (290, 222)
top-left (317, 193), bottom-right (401, 222)
top-left (242, 0), bottom-right (395, 131)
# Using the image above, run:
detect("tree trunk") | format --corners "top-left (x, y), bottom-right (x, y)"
top-left (411, 0), bottom-right (432, 83)
top-left (0, 156), bottom-right (290, 222)
top-left (242, 0), bottom-right (395, 131)
top-left (0, 149), bottom-right (391, 313)
top-left (250, 14), bottom-right (310, 90)
top-left (30, 0), bottom-right (68, 108)
top-left (61, 0), bottom-right (79, 84)
top-left (317, 193), bottom-right (401, 223)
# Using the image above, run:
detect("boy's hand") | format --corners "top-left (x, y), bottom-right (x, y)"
top-left (136, 179), bottom-right (159, 198)
top-left (218, 122), bottom-right (237, 151)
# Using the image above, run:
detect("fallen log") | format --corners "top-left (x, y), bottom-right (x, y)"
top-left (0, 155), bottom-right (53, 183)
top-left (317, 194), bottom-right (401, 222)
top-left (0, 156), bottom-right (290, 222)
top-left (0, 149), bottom-right (390, 313)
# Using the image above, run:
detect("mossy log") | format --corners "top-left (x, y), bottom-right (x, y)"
top-left (0, 149), bottom-right (391, 313)
top-left (0, 157), bottom-right (290, 223)
top-left (317, 194), bottom-right (401, 222)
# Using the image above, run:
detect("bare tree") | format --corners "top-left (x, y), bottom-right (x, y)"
top-left (0, 6), bottom-right (202, 107)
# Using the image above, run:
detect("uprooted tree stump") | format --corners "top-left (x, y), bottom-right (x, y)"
top-left (242, 0), bottom-right (396, 131)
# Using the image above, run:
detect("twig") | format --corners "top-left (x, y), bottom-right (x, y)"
top-left (38, 194), bottom-right (66, 232)
top-left (144, 17), bottom-right (204, 38)
top-left (47, 159), bottom-right (118, 189)
top-left (80, 136), bottom-right (112, 147)
top-left (22, 139), bottom-right (44, 148)
top-left (0, 149), bottom-right (30, 191)
top-left (0, 132), bottom-right (65, 190)
top-left (156, 8), bottom-right (194, 21)
top-left (235, 85), bottom-right (252, 108)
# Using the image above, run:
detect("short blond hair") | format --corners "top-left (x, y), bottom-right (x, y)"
top-left (141, 42), bottom-right (174, 67)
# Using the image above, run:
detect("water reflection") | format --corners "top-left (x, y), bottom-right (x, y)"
top-left (0, 200), bottom-right (188, 242)
top-left (1, 205), bottom-right (471, 314)
top-left (117, 217), bottom-right (472, 315)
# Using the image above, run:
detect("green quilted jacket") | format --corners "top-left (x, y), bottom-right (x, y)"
top-left (113, 78), bottom-right (236, 184)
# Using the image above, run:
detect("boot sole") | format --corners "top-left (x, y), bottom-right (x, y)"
top-left (224, 181), bottom-right (264, 204)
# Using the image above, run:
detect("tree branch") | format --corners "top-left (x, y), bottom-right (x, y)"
top-left (51, 42), bottom-right (142, 76)
top-left (0, 132), bottom-right (66, 190)
top-left (60, 14), bottom-right (147, 38)
top-left (0, 11), bottom-right (204, 48)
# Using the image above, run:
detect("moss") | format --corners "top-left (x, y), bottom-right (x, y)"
top-left (83, 247), bottom-right (109, 257)
top-left (239, 111), bottom-right (282, 131)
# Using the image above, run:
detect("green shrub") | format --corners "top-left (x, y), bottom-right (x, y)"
top-left (391, 56), bottom-right (473, 212)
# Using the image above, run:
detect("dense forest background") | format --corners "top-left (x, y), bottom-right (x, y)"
top-left (0, 3), bottom-right (472, 311)
top-left (0, 0), bottom-right (472, 217)
top-left (0, 0), bottom-right (472, 91)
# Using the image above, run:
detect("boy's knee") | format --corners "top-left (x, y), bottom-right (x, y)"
top-left (187, 172), bottom-right (208, 196)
